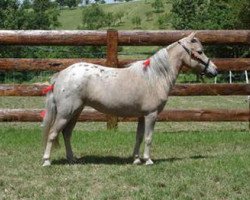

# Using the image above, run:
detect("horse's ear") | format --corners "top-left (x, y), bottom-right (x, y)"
top-left (188, 32), bottom-right (197, 40)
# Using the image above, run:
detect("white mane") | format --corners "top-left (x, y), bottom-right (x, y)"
top-left (128, 47), bottom-right (176, 89)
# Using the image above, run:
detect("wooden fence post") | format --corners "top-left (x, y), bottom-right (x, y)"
top-left (106, 29), bottom-right (119, 130)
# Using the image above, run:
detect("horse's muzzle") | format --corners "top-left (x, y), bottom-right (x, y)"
top-left (206, 69), bottom-right (218, 78)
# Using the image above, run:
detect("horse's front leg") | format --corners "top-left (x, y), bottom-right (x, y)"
top-left (133, 117), bottom-right (145, 165)
top-left (143, 111), bottom-right (157, 165)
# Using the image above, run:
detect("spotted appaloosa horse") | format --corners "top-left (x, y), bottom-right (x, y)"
top-left (42, 32), bottom-right (217, 166)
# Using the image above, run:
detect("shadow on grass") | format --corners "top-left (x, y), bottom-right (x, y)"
top-left (52, 154), bottom-right (211, 165)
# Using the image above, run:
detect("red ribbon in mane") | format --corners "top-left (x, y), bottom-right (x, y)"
top-left (42, 85), bottom-right (54, 95)
top-left (143, 59), bottom-right (150, 69)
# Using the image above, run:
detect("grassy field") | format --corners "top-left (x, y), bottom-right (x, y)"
top-left (0, 125), bottom-right (249, 199)
top-left (58, 1), bottom-right (172, 30)
top-left (0, 95), bottom-right (249, 199)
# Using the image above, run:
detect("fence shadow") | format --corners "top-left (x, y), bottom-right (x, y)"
top-left (52, 154), bottom-right (211, 166)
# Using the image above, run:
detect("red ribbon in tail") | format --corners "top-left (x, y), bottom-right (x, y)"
top-left (40, 110), bottom-right (46, 119)
top-left (42, 85), bottom-right (54, 95)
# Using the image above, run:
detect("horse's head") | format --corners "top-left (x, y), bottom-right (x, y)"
top-left (178, 32), bottom-right (218, 77)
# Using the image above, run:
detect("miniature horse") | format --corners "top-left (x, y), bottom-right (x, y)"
top-left (42, 32), bottom-right (217, 166)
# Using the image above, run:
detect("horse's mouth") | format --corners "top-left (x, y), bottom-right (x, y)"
top-left (206, 70), bottom-right (218, 78)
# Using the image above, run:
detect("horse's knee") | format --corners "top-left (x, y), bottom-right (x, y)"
top-left (145, 137), bottom-right (152, 145)
top-left (48, 131), bottom-right (58, 142)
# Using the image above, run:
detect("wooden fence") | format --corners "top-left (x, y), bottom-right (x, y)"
top-left (0, 30), bottom-right (250, 126)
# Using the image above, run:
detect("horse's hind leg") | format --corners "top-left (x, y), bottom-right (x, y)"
top-left (133, 117), bottom-right (145, 165)
top-left (42, 117), bottom-right (69, 166)
top-left (62, 110), bottom-right (82, 164)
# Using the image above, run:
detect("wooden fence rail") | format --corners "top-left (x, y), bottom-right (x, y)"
top-left (0, 58), bottom-right (250, 72)
top-left (0, 30), bottom-right (249, 45)
top-left (0, 83), bottom-right (249, 96)
top-left (0, 109), bottom-right (248, 122)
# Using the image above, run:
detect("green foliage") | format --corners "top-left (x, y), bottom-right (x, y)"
top-left (169, 0), bottom-right (250, 83)
top-left (170, 0), bottom-right (250, 32)
top-left (0, 0), bottom-right (60, 56)
top-left (169, 0), bottom-right (250, 58)
top-left (151, 0), bottom-right (164, 13)
top-left (115, 12), bottom-right (125, 26)
top-left (22, 0), bottom-right (32, 9)
top-left (80, 4), bottom-right (115, 29)
top-left (0, 0), bottom-right (25, 29)
top-left (68, 0), bottom-right (78, 8)
top-left (56, 0), bottom-right (82, 8)
top-left (236, 0), bottom-right (250, 29)
top-left (29, 0), bottom-right (60, 29)
top-left (157, 12), bottom-right (170, 29)
top-left (170, 0), bottom-right (237, 30)
top-left (0, 0), bottom-right (61, 83)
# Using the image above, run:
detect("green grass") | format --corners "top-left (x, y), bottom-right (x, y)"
top-left (58, 1), bottom-right (172, 30)
top-left (0, 126), bottom-right (249, 199)
top-left (0, 94), bottom-right (249, 199)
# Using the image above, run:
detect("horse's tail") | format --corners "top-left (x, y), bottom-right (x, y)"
top-left (43, 73), bottom-right (59, 148)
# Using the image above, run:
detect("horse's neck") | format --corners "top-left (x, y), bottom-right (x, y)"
top-left (150, 47), bottom-right (182, 92)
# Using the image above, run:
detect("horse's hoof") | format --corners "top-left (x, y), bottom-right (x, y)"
top-left (133, 158), bottom-right (142, 165)
top-left (145, 159), bottom-right (154, 165)
top-left (42, 160), bottom-right (51, 167)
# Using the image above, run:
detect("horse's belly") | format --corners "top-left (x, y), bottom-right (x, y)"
top-left (87, 101), bottom-right (146, 117)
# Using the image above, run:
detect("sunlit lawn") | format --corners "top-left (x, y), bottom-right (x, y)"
top-left (0, 125), bottom-right (249, 199)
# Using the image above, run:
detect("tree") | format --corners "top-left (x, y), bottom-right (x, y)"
top-left (169, 0), bottom-right (249, 57)
top-left (157, 12), bottom-right (170, 29)
top-left (28, 0), bottom-right (60, 29)
top-left (235, 0), bottom-right (250, 29)
top-left (151, 0), bottom-right (164, 13)
top-left (0, 0), bottom-right (61, 83)
top-left (0, 0), bottom-right (26, 29)
top-left (66, 0), bottom-right (79, 8)
top-left (22, 0), bottom-right (32, 9)
top-left (81, 4), bottom-right (115, 29)
top-left (171, 0), bottom-right (238, 30)
top-left (169, 0), bottom-right (250, 82)
top-left (56, 0), bottom-right (65, 7)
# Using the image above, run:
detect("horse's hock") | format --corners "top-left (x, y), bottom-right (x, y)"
top-left (0, 30), bottom-right (249, 126)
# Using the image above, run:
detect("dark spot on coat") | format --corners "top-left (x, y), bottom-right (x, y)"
top-left (100, 69), bottom-right (105, 73)
top-left (191, 38), bottom-right (197, 43)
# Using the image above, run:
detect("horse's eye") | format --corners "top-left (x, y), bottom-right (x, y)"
top-left (197, 51), bottom-right (203, 55)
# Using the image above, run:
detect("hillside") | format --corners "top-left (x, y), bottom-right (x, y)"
top-left (58, 0), bottom-right (172, 30)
